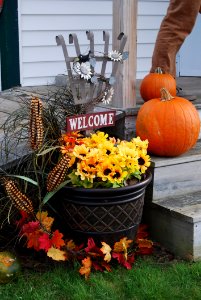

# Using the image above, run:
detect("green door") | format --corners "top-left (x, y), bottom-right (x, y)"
top-left (0, 0), bottom-right (20, 90)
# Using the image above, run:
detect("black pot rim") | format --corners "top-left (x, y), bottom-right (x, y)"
top-left (63, 170), bottom-right (152, 195)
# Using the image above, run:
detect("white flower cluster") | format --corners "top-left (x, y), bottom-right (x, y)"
top-left (102, 87), bottom-right (114, 105)
top-left (73, 62), bottom-right (92, 80)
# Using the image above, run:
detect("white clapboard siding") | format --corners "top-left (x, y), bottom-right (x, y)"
top-left (18, 0), bottom-right (113, 86)
top-left (137, 0), bottom-right (169, 78)
top-left (17, 0), bottom-right (169, 87)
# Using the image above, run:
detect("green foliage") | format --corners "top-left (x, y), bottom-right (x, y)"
top-left (40, 179), bottom-right (71, 206)
top-left (1, 258), bottom-right (201, 299)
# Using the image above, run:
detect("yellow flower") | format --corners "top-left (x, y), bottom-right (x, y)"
top-left (75, 158), bottom-right (98, 183)
top-left (97, 158), bottom-right (127, 184)
top-left (73, 144), bottom-right (89, 160)
top-left (137, 151), bottom-right (151, 173)
top-left (97, 140), bottom-right (117, 156)
top-left (57, 131), bottom-right (150, 188)
top-left (89, 131), bottom-right (109, 144)
top-left (132, 136), bottom-right (149, 151)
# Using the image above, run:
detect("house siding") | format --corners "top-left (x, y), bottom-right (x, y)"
top-left (137, 0), bottom-right (169, 78)
top-left (16, 0), bottom-right (169, 87)
top-left (18, 0), bottom-right (113, 87)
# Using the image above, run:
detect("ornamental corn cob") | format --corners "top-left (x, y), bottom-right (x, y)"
top-left (3, 179), bottom-right (34, 214)
top-left (47, 155), bottom-right (70, 192)
top-left (30, 97), bottom-right (44, 150)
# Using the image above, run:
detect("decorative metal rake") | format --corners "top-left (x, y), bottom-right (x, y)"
top-left (56, 31), bottom-right (127, 109)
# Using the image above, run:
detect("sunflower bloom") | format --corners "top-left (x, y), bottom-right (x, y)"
top-left (137, 151), bottom-right (151, 173)
top-left (55, 131), bottom-right (150, 188)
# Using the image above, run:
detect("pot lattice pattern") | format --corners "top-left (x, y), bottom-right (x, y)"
top-left (62, 198), bottom-right (144, 233)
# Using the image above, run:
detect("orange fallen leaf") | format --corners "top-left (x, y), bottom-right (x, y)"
top-left (36, 211), bottom-right (54, 231)
top-left (113, 237), bottom-right (133, 253)
top-left (137, 239), bottom-right (153, 249)
top-left (137, 239), bottom-right (153, 255)
top-left (79, 257), bottom-right (92, 280)
top-left (51, 230), bottom-right (65, 249)
top-left (26, 230), bottom-right (41, 251)
top-left (66, 239), bottom-right (76, 250)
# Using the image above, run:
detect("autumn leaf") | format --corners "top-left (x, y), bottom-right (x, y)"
top-left (79, 257), bottom-right (92, 279)
top-left (100, 242), bottom-right (112, 263)
top-left (112, 252), bottom-right (135, 269)
top-left (38, 233), bottom-right (52, 252)
top-left (22, 221), bottom-right (40, 234)
top-left (101, 261), bottom-right (112, 272)
top-left (22, 221), bottom-right (41, 251)
top-left (64, 240), bottom-right (77, 261)
top-left (51, 230), bottom-right (65, 249)
top-left (113, 237), bottom-right (133, 260)
top-left (113, 237), bottom-right (133, 253)
top-left (136, 224), bottom-right (149, 240)
top-left (26, 230), bottom-right (42, 251)
top-left (137, 239), bottom-right (153, 255)
top-left (36, 211), bottom-right (54, 231)
top-left (92, 261), bottom-right (103, 272)
top-left (47, 247), bottom-right (67, 261)
top-left (16, 210), bottom-right (29, 228)
top-left (85, 238), bottom-right (102, 257)
top-left (66, 239), bottom-right (76, 250)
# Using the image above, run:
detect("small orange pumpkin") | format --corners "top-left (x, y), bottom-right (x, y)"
top-left (140, 67), bottom-right (176, 102)
top-left (136, 88), bottom-right (200, 157)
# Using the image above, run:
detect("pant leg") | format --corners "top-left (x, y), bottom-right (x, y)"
top-left (150, 0), bottom-right (201, 77)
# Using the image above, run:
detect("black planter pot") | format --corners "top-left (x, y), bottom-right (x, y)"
top-left (58, 172), bottom-right (152, 244)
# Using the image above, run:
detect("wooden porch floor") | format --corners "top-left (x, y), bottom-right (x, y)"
top-left (0, 76), bottom-right (201, 130)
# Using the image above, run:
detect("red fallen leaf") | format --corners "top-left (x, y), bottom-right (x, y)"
top-left (16, 211), bottom-right (29, 228)
top-left (137, 247), bottom-right (153, 255)
top-left (22, 221), bottom-right (40, 234)
top-left (85, 238), bottom-right (102, 256)
top-left (51, 230), bottom-right (65, 249)
top-left (79, 257), bottom-right (92, 280)
top-left (76, 242), bottom-right (85, 251)
top-left (101, 261), bottom-right (112, 272)
top-left (112, 252), bottom-right (135, 269)
top-left (38, 233), bottom-right (52, 252)
top-left (92, 261), bottom-right (104, 272)
top-left (136, 224), bottom-right (149, 240)
top-left (137, 239), bottom-right (153, 255)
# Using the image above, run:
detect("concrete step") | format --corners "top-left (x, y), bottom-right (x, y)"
top-left (150, 139), bottom-right (201, 200)
top-left (145, 190), bottom-right (201, 260)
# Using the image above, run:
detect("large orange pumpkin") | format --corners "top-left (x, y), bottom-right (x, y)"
top-left (140, 67), bottom-right (176, 102)
top-left (136, 88), bottom-right (200, 157)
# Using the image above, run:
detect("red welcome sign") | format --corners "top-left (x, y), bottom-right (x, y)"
top-left (66, 111), bottom-right (116, 132)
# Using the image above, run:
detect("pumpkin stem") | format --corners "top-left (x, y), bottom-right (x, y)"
top-left (155, 67), bottom-right (163, 74)
top-left (160, 88), bottom-right (174, 101)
